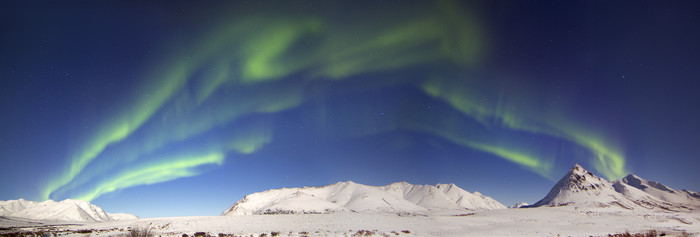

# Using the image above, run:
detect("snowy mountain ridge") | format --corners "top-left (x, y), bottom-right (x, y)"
top-left (509, 202), bottom-right (529, 208)
top-left (222, 181), bottom-right (505, 216)
top-left (531, 164), bottom-right (700, 211)
top-left (615, 174), bottom-right (700, 209)
top-left (0, 198), bottom-right (138, 222)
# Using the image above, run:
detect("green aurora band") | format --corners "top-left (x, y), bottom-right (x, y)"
top-left (42, 1), bottom-right (628, 202)
top-left (420, 78), bottom-right (628, 180)
top-left (74, 153), bottom-right (225, 202)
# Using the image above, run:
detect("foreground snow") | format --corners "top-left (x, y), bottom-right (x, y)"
top-left (1, 207), bottom-right (698, 236)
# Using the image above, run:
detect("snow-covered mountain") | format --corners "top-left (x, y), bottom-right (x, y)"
top-left (531, 164), bottom-right (700, 211)
top-left (222, 181), bottom-right (505, 216)
top-left (613, 174), bottom-right (700, 209)
top-left (0, 199), bottom-right (138, 222)
top-left (531, 164), bottom-right (636, 208)
top-left (509, 202), bottom-right (529, 208)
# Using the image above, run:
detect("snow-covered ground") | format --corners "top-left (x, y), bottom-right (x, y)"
top-left (1, 207), bottom-right (699, 236)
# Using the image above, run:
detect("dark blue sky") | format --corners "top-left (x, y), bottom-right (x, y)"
top-left (1, 1), bottom-right (699, 217)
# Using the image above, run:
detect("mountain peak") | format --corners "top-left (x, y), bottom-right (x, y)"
top-left (531, 163), bottom-right (631, 208)
top-left (621, 174), bottom-right (645, 187)
top-left (569, 163), bottom-right (588, 175)
top-left (624, 173), bottom-right (641, 180)
top-left (572, 163), bottom-right (583, 170)
top-left (562, 164), bottom-right (607, 191)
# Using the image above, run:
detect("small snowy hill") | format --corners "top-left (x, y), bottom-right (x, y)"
top-left (222, 181), bottom-right (505, 216)
top-left (532, 164), bottom-right (700, 211)
top-left (0, 199), bottom-right (137, 222)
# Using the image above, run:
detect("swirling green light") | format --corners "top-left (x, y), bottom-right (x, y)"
top-left (75, 153), bottom-right (224, 202)
top-left (420, 78), bottom-right (627, 180)
top-left (241, 19), bottom-right (323, 82)
top-left (42, 0), bottom-right (628, 202)
top-left (42, 64), bottom-right (192, 200)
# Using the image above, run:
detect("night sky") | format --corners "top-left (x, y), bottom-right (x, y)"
top-left (1, 1), bottom-right (699, 218)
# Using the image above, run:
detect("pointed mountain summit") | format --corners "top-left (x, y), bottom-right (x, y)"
top-left (531, 164), bottom-right (636, 209)
top-left (222, 181), bottom-right (505, 216)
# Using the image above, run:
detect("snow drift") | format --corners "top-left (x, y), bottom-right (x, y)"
top-left (222, 181), bottom-right (505, 216)
top-left (0, 199), bottom-right (137, 222)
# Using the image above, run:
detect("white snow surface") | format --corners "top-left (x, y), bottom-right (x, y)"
top-left (222, 181), bottom-right (506, 216)
top-left (0, 199), bottom-right (137, 222)
top-left (531, 164), bottom-right (700, 211)
top-left (2, 207), bottom-right (699, 237)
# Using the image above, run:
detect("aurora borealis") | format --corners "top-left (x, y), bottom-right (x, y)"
top-left (2, 1), bottom-right (699, 217)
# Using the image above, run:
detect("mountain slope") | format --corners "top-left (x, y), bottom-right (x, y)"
top-left (222, 181), bottom-right (505, 216)
top-left (0, 199), bottom-right (138, 222)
